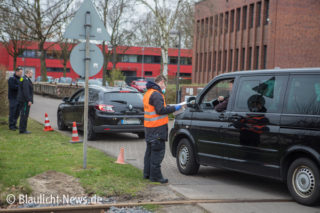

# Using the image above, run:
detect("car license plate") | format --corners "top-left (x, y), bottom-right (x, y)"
top-left (121, 119), bottom-right (141, 125)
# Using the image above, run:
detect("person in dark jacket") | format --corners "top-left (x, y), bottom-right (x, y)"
top-left (214, 80), bottom-right (234, 112)
top-left (8, 67), bottom-right (23, 130)
top-left (18, 69), bottom-right (34, 134)
top-left (143, 75), bottom-right (181, 183)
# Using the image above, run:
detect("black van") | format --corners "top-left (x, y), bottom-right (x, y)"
top-left (169, 68), bottom-right (320, 205)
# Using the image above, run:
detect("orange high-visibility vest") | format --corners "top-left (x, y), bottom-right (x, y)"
top-left (143, 89), bottom-right (169, 128)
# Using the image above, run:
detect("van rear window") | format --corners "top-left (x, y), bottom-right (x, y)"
top-left (284, 75), bottom-right (320, 115)
top-left (103, 92), bottom-right (143, 105)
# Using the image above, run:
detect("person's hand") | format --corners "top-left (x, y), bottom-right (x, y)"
top-left (28, 101), bottom-right (32, 106)
top-left (175, 105), bottom-right (182, 111)
top-left (218, 96), bottom-right (225, 102)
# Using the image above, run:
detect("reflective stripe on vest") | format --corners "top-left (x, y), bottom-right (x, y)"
top-left (143, 88), bottom-right (169, 128)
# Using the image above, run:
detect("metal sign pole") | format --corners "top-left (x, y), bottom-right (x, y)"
top-left (83, 11), bottom-right (91, 169)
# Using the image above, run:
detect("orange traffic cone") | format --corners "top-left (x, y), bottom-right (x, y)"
top-left (69, 122), bottom-right (83, 143)
top-left (115, 147), bottom-right (126, 164)
top-left (44, 113), bottom-right (54, 131)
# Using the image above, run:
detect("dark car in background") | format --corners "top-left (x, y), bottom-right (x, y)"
top-left (169, 68), bottom-right (320, 206)
top-left (57, 85), bottom-right (145, 140)
top-left (130, 80), bottom-right (147, 93)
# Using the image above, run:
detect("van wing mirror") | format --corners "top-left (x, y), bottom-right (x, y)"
top-left (63, 97), bottom-right (70, 103)
top-left (187, 96), bottom-right (197, 108)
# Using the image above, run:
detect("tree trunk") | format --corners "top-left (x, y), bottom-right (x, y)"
top-left (13, 55), bottom-right (17, 71)
top-left (63, 62), bottom-right (67, 77)
top-left (39, 41), bottom-right (47, 82)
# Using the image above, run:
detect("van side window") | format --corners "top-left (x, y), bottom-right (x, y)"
top-left (235, 76), bottom-right (286, 113)
top-left (284, 75), bottom-right (320, 115)
top-left (200, 78), bottom-right (234, 111)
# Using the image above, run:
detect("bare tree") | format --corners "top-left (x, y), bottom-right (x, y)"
top-left (0, 3), bottom-right (31, 70)
top-left (96, 0), bottom-right (136, 86)
top-left (137, 0), bottom-right (182, 77)
top-left (10, 0), bottom-right (74, 81)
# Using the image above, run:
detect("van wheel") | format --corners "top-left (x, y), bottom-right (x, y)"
top-left (287, 158), bottom-right (320, 206)
top-left (57, 111), bottom-right (68, 130)
top-left (176, 138), bottom-right (199, 175)
top-left (87, 117), bottom-right (96, 140)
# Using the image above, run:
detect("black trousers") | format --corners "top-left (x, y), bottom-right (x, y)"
top-left (8, 99), bottom-right (20, 129)
top-left (19, 102), bottom-right (30, 132)
top-left (143, 139), bottom-right (166, 180)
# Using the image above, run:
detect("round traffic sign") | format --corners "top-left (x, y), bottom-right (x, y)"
top-left (70, 42), bottom-right (104, 77)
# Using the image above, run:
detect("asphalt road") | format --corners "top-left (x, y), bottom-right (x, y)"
top-left (29, 95), bottom-right (320, 213)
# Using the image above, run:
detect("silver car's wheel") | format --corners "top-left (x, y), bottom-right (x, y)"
top-left (287, 158), bottom-right (320, 206)
top-left (176, 138), bottom-right (199, 175)
top-left (179, 145), bottom-right (190, 170)
top-left (292, 166), bottom-right (315, 198)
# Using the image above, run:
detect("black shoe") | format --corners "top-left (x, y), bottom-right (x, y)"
top-left (143, 175), bottom-right (149, 179)
top-left (9, 128), bottom-right (16, 131)
top-left (150, 178), bottom-right (168, 184)
top-left (19, 131), bottom-right (31, 134)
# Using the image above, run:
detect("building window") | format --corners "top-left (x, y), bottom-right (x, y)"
top-left (213, 51), bottom-right (217, 72)
top-left (220, 13), bottom-right (223, 35)
top-left (218, 51), bottom-right (222, 72)
top-left (201, 19), bottom-right (204, 37)
top-left (169, 56), bottom-right (178, 64)
top-left (257, 1), bottom-right (262, 27)
top-left (204, 52), bottom-right (207, 73)
top-left (255, 46), bottom-right (260, 69)
top-left (263, 45), bottom-right (267, 69)
top-left (248, 47), bottom-right (252, 70)
top-left (229, 49), bottom-right (233, 72)
top-left (210, 16), bottom-right (213, 37)
top-left (243, 6), bottom-right (247, 30)
top-left (200, 53), bottom-right (203, 72)
top-left (235, 49), bottom-right (239, 71)
top-left (230, 10), bottom-right (235, 32)
top-left (144, 71), bottom-right (152, 76)
top-left (264, 0), bottom-right (269, 25)
top-left (223, 50), bottom-right (227, 72)
top-left (249, 4), bottom-right (254, 28)
top-left (20, 49), bottom-right (41, 58)
top-left (197, 20), bottom-right (200, 37)
top-left (47, 67), bottom-right (70, 73)
top-left (205, 18), bottom-right (209, 37)
top-left (196, 53), bottom-right (199, 72)
top-left (236, 8), bottom-right (241, 31)
top-left (241, 48), bottom-right (245, 70)
top-left (208, 52), bottom-right (212, 72)
top-left (122, 55), bottom-right (138, 63)
top-left (214, 15), bottom-right (218, 36)
top-left (225, 12), bottom-right (229, 33)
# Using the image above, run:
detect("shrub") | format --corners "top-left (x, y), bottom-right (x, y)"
top-left (0, 66), bottom-right (8, 116)
top-left (106, 68), bottom-right (126, 86)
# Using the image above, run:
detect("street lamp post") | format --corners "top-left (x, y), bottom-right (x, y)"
top-left (141, 47), bottom-right (144, 79)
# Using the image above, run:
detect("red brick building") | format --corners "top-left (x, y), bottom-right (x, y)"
top-left (193, 0), bottom-right (320, 84)
top-left (0, 41), bottom-right (192, 81)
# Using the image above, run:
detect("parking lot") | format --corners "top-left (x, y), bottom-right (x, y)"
top-left (29, 94), bottom-right (320, 213)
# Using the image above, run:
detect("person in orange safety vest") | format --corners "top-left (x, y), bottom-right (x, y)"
top-left (143, 75), bottom-right (181, 184)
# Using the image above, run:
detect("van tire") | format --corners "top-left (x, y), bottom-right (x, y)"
top-left (176, 138), bottom-right (199, 175)
top-left (287, 158), bottom-right (320, 206)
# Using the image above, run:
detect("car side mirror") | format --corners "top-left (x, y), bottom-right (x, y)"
top-left (63, 97), bottom-right (70, 103)
top-left (187, 96), bottom-right (197, 108)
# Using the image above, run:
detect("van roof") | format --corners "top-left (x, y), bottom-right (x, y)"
top-left (217, 67), bottom-right (320, 78)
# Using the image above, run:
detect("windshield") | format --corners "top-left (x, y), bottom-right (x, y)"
top-left (104, 92), bottom-right (143, 105)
